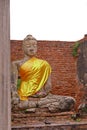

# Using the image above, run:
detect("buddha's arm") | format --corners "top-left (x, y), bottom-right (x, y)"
top-left (11, 61), bottom-right (20, 103)
top-left (11, 61), bottom-right (18, 86)
top-left (44, 75), bottom-right (52, 93)
top-left (32, 75), bottom-right (52, 98)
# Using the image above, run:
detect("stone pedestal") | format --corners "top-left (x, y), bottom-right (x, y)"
top-left (0, 0), bottom-right (11, 129)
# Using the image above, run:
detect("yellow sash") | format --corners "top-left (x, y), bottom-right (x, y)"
top-left (18, 57), bottom-right (51, 100)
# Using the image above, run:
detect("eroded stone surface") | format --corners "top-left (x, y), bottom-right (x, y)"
top-left (77, 40), bottom-right (87, 114)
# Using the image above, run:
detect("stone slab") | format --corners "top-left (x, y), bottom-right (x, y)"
top-left (12, 123), bottom-right (87, 130)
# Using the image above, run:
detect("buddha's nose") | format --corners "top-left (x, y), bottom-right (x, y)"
top-left (30, 48), bottom-right (34, 51)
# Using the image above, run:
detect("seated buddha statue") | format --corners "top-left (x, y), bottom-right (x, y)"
top-left (11, 35), bottom-right (75, 113)
top-left (11, 34), bottom-right (52, 102)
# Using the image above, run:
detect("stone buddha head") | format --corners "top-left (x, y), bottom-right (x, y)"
top-left (22, 35), bottom-right (37, 57)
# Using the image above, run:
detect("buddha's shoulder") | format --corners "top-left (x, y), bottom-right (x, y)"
top-left (37, 58), bottom-right (50, 65)
top-left (12, 59), bottom-right (23, 66)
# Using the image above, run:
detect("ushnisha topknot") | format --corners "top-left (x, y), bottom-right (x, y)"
top-left (23, 34), bottom-right (37, 42)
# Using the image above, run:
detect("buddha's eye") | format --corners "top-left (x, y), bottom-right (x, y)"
top-left (26, 45), bottom-right (31, 48)
top-left (33, 44), bottom-right (37, 47)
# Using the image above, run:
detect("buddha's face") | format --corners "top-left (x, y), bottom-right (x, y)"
top-left (22, 40), bottom-right (37, 57)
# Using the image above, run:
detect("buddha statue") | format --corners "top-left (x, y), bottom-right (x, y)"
top-left (11, 35), bottom-right (75, 113)
top-left (11, 35), bottom-right (52, 108)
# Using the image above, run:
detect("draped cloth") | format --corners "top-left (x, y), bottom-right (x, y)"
top-left (18, 57), bottom-right (51, 100)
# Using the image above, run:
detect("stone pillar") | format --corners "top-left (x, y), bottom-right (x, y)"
top-left (0, 0), bottom-right (11, 130)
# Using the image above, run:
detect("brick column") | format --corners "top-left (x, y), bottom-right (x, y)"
top-left (0, 0), bottom-right (11, 130)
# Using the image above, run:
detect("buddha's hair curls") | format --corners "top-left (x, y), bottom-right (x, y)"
top-left (23, 34), bottom-right (37, 43)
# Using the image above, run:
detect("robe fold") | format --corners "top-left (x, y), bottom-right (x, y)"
top-left (18, 57), bottom-right (51, 100)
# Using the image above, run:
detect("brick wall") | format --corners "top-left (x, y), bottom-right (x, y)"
top-left (11, 37), bottom-right (86, 108)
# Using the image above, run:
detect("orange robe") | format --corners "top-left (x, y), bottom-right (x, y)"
top-left (18, 57), bottom-right (51, 100)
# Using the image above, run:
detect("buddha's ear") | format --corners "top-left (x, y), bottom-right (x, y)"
top-left (22, 44), bottom-right (24, 51)
top-left (22, 42), bottom-right (26, 52)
